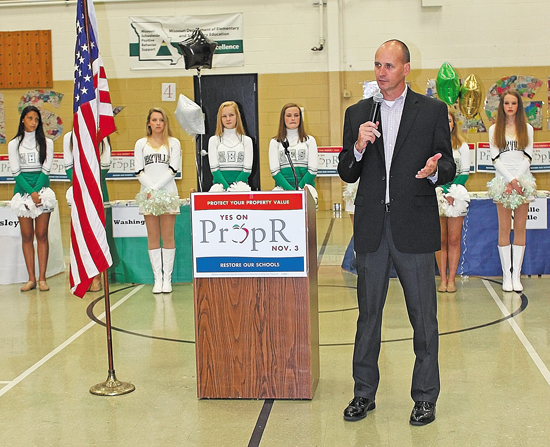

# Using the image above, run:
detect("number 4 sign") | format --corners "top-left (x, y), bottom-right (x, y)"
top-left (162, 83), bottom-right (177, 101)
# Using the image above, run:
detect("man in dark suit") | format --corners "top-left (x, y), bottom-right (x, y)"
top-left (338, 40), bottom-right (456, 426)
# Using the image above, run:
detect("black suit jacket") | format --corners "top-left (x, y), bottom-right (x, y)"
top-left (338, 88), bottom-right (456, 254)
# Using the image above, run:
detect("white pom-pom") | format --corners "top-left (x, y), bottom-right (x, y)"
top-left (209, 183), bottom-right (226, 192)
top-left (39, 187), bottom-right (56, 211)
top-left (436, 187), bottom-right (447, 217)
top-left (66, 186), bottom-right (73, 207)
top-left (135, 188), bottom-right (179, 216)
top-left (444, 184), bottom-right (470, 217)
top-left (343, 181), bottom-right (358, 203)
top-left (10, 189), bottom-right (56, 218)
top-left (227, 181), bottom-right (251, 192)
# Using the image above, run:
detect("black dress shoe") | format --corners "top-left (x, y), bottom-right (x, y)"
top-left (409, 401), bottom-right (436, 426)
top-left (343, 397), bottom-right (375, 421)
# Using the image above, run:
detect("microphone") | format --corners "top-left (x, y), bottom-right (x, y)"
top-left (281, 139), bottom-right (299, 190)
top-left (349, 92), bottom-right (383, 168)
top-left (370, 92), bottom-right (384, 123)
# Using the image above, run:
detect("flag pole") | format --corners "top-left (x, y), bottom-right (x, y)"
top-left (89, 271), bottom-right (135, 396)
top-left (72, 0), bottom-right (134, 396)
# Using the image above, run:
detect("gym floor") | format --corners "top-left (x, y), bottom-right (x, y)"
top-left (0, 210), bottom-right (548, 446)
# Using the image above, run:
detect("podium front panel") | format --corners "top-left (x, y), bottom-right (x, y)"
top-left (192, 191), bottom-right (319, 399)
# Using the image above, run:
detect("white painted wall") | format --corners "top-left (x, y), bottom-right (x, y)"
top-left (1, 0), bottom-right (549, 80)
top-left (340, 0), bottom-right (550, 71)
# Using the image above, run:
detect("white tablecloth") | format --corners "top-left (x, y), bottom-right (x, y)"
top-left (0, 201), bottom-right (65, 284)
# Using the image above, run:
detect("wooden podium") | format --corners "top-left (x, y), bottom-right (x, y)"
top-left (192, 190), bottom-right (319, 399)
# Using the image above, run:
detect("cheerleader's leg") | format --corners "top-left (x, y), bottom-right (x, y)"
top-left (19, 217), bottom-right (37, 290)
top-left (35, 212), bottom-right (51, 291)
top-left (446, 216), bottom-right (464, 292)
top-left (436, 217), bottom-right (448, 292)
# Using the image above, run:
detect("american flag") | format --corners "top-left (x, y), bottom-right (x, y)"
top-left (70, 0), bottom-right (116, 297)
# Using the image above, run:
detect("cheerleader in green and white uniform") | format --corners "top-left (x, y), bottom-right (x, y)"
top-left (208, 101), bottom-right (253, 192)
top-left (269, 103), bottom-right (318, 202)
top-left (8, 106), bottom-right (55, 292)
top-left (435, 110), bottom-right (470, 293)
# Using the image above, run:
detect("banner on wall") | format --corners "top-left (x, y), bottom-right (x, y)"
top-left (468, 143), bottom-right (475, 172)
top-left (531, 142), bottom-right (550, 172)
top-left (108, 150), bottom-right (182, 180)
top-left (316, 144), bottom-right (474, 176)
top-left (476, 143), bottom-right (493, 172)
top-left (317, 146), bottom-right (342, 176)
top-left (476, 142), bottom-right (550, 173)
top-left (0, 151), bottom-right (182, 183)
top-left (129, 13), bottom-right (243, 69)
top-left (0, 153), bottom-right (67, 182)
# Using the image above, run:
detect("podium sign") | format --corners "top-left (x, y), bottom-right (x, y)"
top-left (192, 191), bottom-right (307, 277)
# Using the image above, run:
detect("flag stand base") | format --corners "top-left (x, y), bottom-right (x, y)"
top-left (90, 370), bottom-right (135, 396)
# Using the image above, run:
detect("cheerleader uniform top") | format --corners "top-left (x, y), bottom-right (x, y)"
top-left (8, 131), bottom-right (54, 196)
top-left (489, 123), bottom-right (533, 183)
top-left (208, 128), bottom-right (253, 188)
top-left (268, 128), bottom-right (318, 190)
top-left (134, 136), bottom-right (181, 195)
top-left (440, 142), bottom-right (470, 193)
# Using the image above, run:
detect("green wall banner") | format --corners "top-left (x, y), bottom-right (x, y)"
top-left (129, 13), bottom-right (243, 70)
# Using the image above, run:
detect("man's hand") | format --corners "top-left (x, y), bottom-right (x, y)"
top-left (416, 153), bottom-right (442, 178)
top-left (355, 121), bottom-right (381, 153)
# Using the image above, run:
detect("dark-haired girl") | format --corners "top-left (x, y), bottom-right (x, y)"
top-left (8, 106), bottom-right (55, 292)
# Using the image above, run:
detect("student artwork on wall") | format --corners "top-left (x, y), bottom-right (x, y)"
top-left (524, 101), bottom-right (543, 131)
top-left (17, 90), bottom-right (64, 140)
top-left (453, 106), bottom-right (487, 134)
top-left (426, 79), bottom-right (486, 133)
top-left (0, 93), bottom-right (5, 144)
top-left (484, 75), bottom-right (543, 130)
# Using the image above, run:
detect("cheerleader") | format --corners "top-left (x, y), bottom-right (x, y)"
top-left (487, 90), bottom-right (536, 292)
top-left (8, 106), bottom-right (55, 292)
top-left (268, 103), bottom-right (318, 201)
top-left (64, 131), bottom-right (111, 291)
top-left (208, 101), bottom-right (253, 191)
top-left (435, 111), bottom-right (470, 293)
top-left (134, 108), bottom-right (181, 294)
